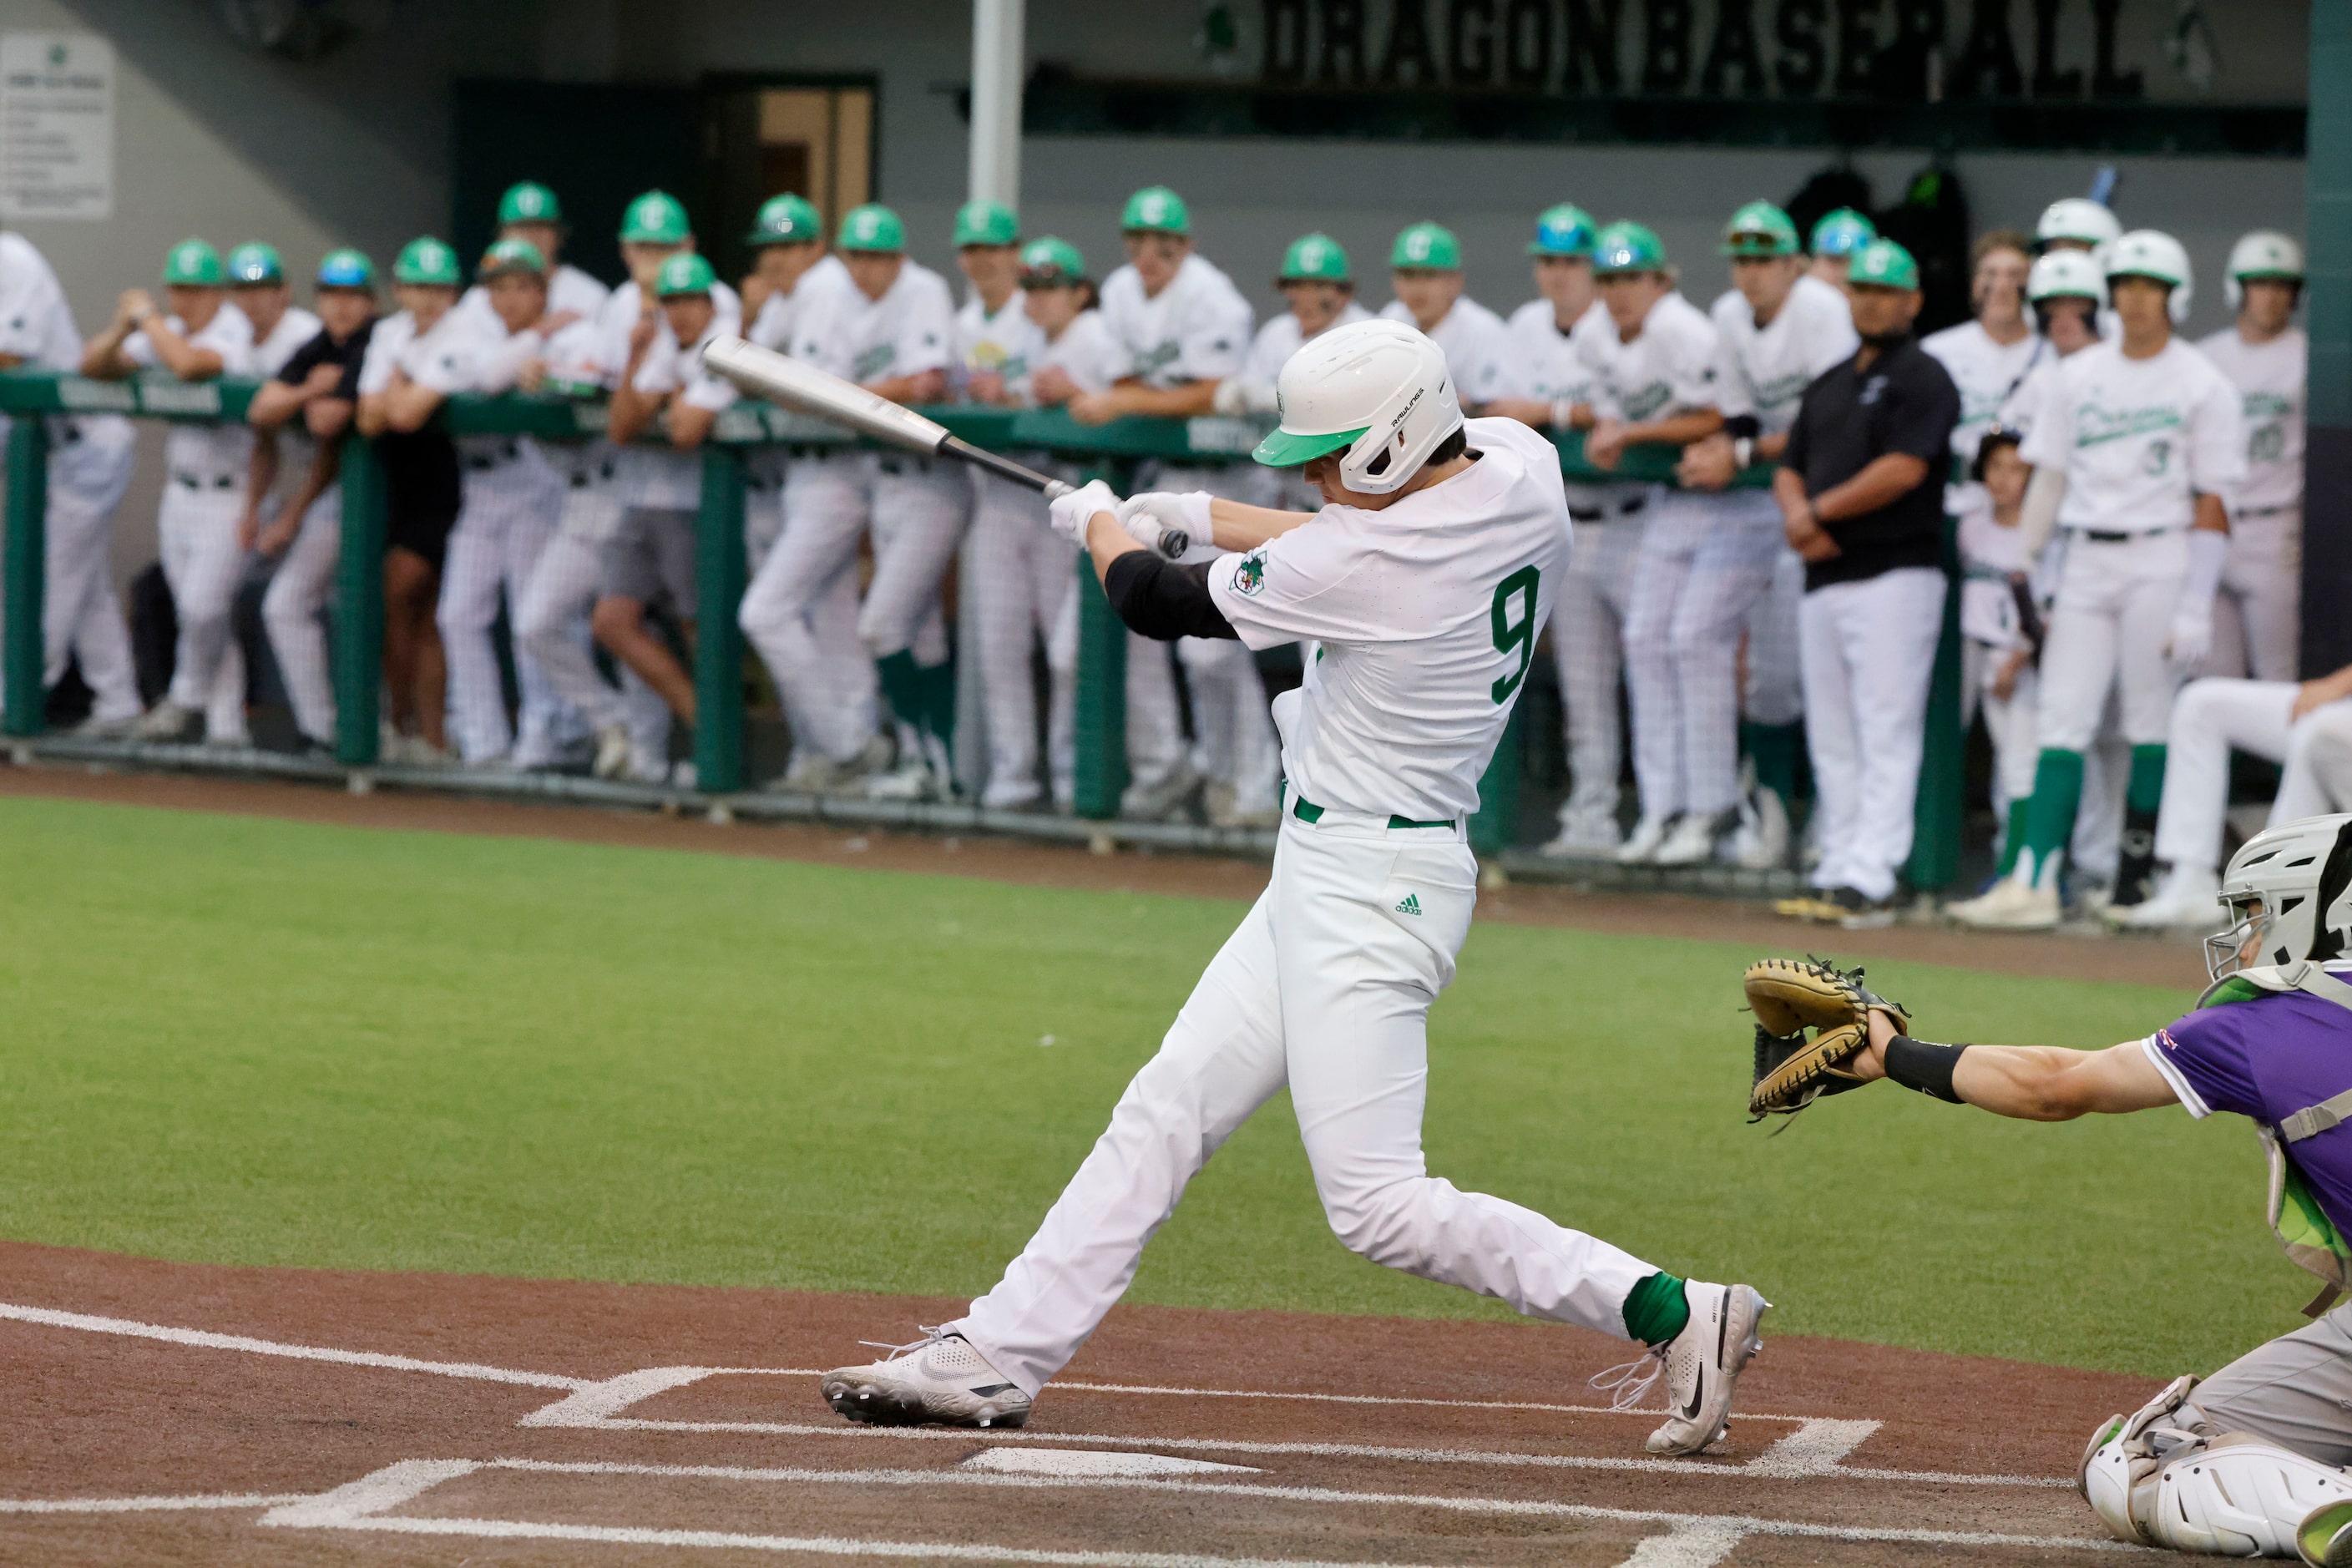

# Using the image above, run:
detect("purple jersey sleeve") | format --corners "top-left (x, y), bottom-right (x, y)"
top-left (2147, 1007), bottom-right (2264, 1120)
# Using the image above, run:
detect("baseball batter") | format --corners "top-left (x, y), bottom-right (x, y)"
top-left (819, 318), bottom-right (1768, 1455)
top-left (82, 239), bottom-right (257, 746)
top-left (1480, 205), bottom-right (1645, 858)
top-left (1955, 230), bottom-right (2245, 929)
top-left (1573, 221), bottom-right (1728, 864)
top-left (2196, 230), bottom-right (2306, 685)
top-left (1075, 185), bottom-right (1272, 827)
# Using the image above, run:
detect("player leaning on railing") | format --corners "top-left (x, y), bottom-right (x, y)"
top-left (817, 317), bottom-right (1770, 1458)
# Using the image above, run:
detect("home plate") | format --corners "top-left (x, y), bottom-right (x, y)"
top-left (961, 1448), bottom-right (1263, 1478)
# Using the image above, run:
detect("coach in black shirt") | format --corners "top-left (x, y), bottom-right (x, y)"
top-left (1774, 238), bottom-right (1961, 928)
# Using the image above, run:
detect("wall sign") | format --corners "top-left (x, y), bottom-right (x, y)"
top-left (0, 33), bottom-right (114, 220)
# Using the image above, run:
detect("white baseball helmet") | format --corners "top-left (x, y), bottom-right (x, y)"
top-left (2026, 249), bottom-right (2106, 306)
top-left (2107, 229), bottom-right (2194, 324)
top-left (2224, 229), bottom-right (2306, 309)
top-left (2207, 814), bottom-right (2352, 980)
top-left (1252, 317), bottom-right (1463, 495)
top-left (2036, 197), bottom-right (2122, 254)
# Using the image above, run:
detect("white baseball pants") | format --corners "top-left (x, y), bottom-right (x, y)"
top-left (1623, 488), bottom-right (1781, 820)
top-left (1551, 510), bottom-right (1645, 829)
top-left (2208, 506), bottom-right (2300, 685)
top-left (514, 490), bottom-right (669, 760)
top-left (969, 473), bottom-right (1076, 809)
top-left (862, 457), bottom-right (968, 665)
top-left (2036, 530), bottom-right (2190, 751)
top-left (157, 480), bottom-right (250, 741)
top-left (950, 807), bottom-right (1658, 1396)
top-left (38, 425), bottom-right (141, 723)
top-left (2153, 680), bottom-right (2352, 875)
top-left (438, 459), bottom-right (569, 764)
top-left (1743, 544), bottom-right (1807, 727)
top-left (1962, 640), bottom-right (2042, 822)
top-left (258, 488), bottom-right (341, 746)
top-left (1800, 568), bottom-right (1947, 903)
top-left (739, 453), bottom-right (885, 764)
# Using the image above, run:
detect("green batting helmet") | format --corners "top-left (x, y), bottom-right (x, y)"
top-left (1279, 232), bottom-right (1350, 284)
top-left (1018, 235), bottom-right (1088, 285)
top-left (655, 252), bottom-right (717, 297)
top-left (618, 190), bottom-right (691, 245)
top-left (477, 239), bottom-right (547, 279)
top-left (225, 241), bottom-right (284, 286)
top-left (1529, 204), bottom-right (1598, 257)
top-left (393, 236), bottom-right (463, 287)
top-left (953, 200), bottom-right (1019, 247)
top-left (837, 203), bottom-right (906, 253)
top-left (160, 239), bottom-right (225, 287)
top-left (1720, 200), bottom-right (1801, 258)
top-left (1809, 207), bottom-right (1876, 258)
top-left (1848, 238), bottom-right (1921, 291)
top-left (498, 180), bottom-right (563, 225)
top-left (1120, 185), bottom-right (1191, 235)
top-left (746, 193), bottom-right (824, 248)
top-left (1390, 221), bottom-right (1462, 271)
top-left (1592, 221), bottom-right (1668, 276)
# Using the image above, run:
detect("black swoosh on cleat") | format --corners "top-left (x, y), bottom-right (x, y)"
top-left (969, 1383), bottom-right (1016, 1397)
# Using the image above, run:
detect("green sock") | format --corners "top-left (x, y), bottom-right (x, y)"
top-left (2127, 744), bottom-right (2167, 816)
top-left (1996, 799), bottom-right (2031, 878)
top-left (2017, 748), bottom-right (2086, 890)
top-left (918, 659), bottom-right (957, 746)
top-left (1621, 1271), bottom-right (1689, 1348)
top-left (1741, 720), bottom-right (1803, 805)
top-left (874, 650), bottom-right (925, 731)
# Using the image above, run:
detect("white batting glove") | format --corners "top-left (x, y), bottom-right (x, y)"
top-left (1047, 480), bottom-right (1120, 549)
top-left (1115, 491), bottom-right (1213, 559)
top-left (2166, 603), bottom-right (2213, 674)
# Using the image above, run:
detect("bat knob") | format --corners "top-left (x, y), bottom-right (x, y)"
top-left (1042, 480), bottom-right (1075, 501)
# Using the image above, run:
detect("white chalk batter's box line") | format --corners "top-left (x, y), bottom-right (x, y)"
top-left (0, 1456), bottom-right (2137, 1567)
top-left (0, 1298), bottom-right (2069, 1490)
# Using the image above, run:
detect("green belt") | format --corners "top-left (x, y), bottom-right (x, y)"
top-left (1291, 794), bottom-right (1454, 830)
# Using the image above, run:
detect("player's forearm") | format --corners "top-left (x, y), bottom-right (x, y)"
top-left (1812, 454), bottom-right (1930, 524)
top-left (606, 383), bottom-right (662, 445)
top-left (79, 328), bottom-right (134, 379)
top-left (145, 325), bottom-right (224, 383)
top-left (1481, 396), bottom-right (1555, 428)
top-left (1208, 498), bottom-right (1313, 552)
top-left (245, 380), bottom-right (307, 429)
top-left (1111, 380), bottom-right (1221, 418)
top-left (868, 369), bottom-right (948, 407)
top-left (667, 403), bottom-right (717, 451)
top-left (1085, 509), bottom-right (1143, 583)
top-left (382, 382), bottom-right (447, 434)
top-left (1621, 409), bottom-right (1723, 450)
top-left (2193, 491), bottom-right (2230, 534)
top-left (247, 430), bottom-right (279, 498)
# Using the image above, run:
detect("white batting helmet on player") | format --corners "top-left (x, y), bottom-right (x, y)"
top-left (2026, 249), bottom-right (2106, 305)
top-left (2036, 197), bottom-right (2122, 255)
top-left (2207, 814), bottom-right (2352, 979)
top-left (1252, 318), bottom-right (1463, 496)
top-left (2106, 229), bottom-right (2195, 324)
top-left (2224, 229), bottom-right (2306, 309)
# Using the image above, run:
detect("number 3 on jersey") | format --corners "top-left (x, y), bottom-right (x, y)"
top-left (1490, 566), bottom-right (1540, 704)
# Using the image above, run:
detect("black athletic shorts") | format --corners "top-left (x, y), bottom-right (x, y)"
top-left (375, 428), bottom-right (461, 576)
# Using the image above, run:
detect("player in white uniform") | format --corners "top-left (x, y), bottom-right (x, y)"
top-left (1075, 186), bottom-right (1273, 827)
top-left (83, 240), bottom-right (257, 746)
top-left (1574, 223), bottom-right (1729, 863)
top-left (1807, 208), bottom-right (1874, 293)
top-left (1672, 202), bottom-right (1859, 868)
top-left (458, 181), bottom-right (608, 339)
top-left (1214, 233), bottom-right (1372, 511)
top-left (2195, 230), bottom-right (2305, 684)
top-left (1479, 205), bottom-right (1643, 857)
top-left (513, 190), bottom-right (701, 780)
top-left (741, 202), bottom-right (964, 799)
top-left (0, 228), bottom-right (142, 737)
top-left (433, 239), bottom-right (573, 768)
top-left (1378, 222), bottom-right (1511, 411)
top-left (819, 319), bottom-right (1768, 1455)
top-left (1953, 231), bottom-right (2245, 929)
top-left (246, 248), bottom-right (376, 754)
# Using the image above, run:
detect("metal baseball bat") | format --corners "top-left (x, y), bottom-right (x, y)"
top-left (701, 336), bottom-right (1075, 498)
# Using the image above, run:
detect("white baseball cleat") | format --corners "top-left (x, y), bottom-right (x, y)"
top-left (1731, 787), bottom-right (1791, 871)
top-left (822, 1328), bottom-right (1032, 1429)
top-left (1948, 875), bottom-right (2061, 930)
top-left (2111, 866), bottom-right (2222, 929)
top-left (131, 700), bottom-right (200, 743)
top-left (1652, 808), bottom-right (1735, 867)
top-left (1540, 807), bottom-right (1622, 859)
top-left (1616, 814), bottom-right (1676, 865)
top-left (591, 722), bottom-right (634, 781)
top-left (1646, 1282), bottom-right (1769, 1455)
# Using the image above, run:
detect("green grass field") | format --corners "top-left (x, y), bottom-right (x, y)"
top-left (0, 791), bottom-right (2306, 1376)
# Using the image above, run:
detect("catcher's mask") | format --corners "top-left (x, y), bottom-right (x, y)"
top-left (2206, 815), bottom-right (2352, 981)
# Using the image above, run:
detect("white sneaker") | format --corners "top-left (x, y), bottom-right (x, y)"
top-left (865, 757), bottom-right (944, 802)
top-left (1731, 787), bottom-right (1791, 871)
top-left (822, 1328), bottom-right (1031, 1429)
top-left (131, 701), bottom-right (200, 742)
top-left (1616, 814), bottom-right (1676, 864)
top-left (1121, 758), bottom-right (1201, 822)
top-left (1652, 808), bottom-right (1734, 867)
top-left (1541, 808), bottom-right (1621, 859)
top-left (2114, 867), bottom-right (2223, 929)
top-left (1949, 875), bottom-right (2061, 930)
top-left (591, 723), bottom-right (633, 781)
top-left (822, 733), bottom-right (898, 797)
top-left (71, 711), bottom-right (140, 740)
top-left (1646, 1282), bottom-right (1769, 1455)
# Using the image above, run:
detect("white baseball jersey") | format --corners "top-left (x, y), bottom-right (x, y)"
top-left (357, 306), bottom-right (482, 398)
top-left (124, 306), bottom-right (255, 480)
top-left (1710, 274), bottom-right (1856, 437)
top-left (1923, 320), bottom-right (2046, 522)
top-left (953, 291), bottom-right (1043, 395)
top-left (2018, 337), bottom-right (2247, 534)
top-left (1379, 295), bottom-right (1513, 407)
top-left (458, 262), bottom-right (609, 337)
top-left (626, 315), bottom-right (741, 509)
top-left (0, 232), bottom-right (81, 372)
top-left (1241, 301), bottom-right (1374, 384)
top-left (747, 254), bottom-right (851, 355)
top-left (1097, 253), bottom-right (1252, 389)
top-left (1578, 291), bottom-right (1719, 423)
top-left (1504, 296), bottom-right (1637, 513)
top-left (1207, 416), bottom-right (1567, 822)
top-left (2195, 324), bottom-right (2305, 513)
top-left (791, 260), bottom-right (952, 387)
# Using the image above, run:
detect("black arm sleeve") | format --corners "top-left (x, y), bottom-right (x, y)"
top-left (1102, 551), bottom-right (1239, 642)
top-left (1722, 413), bottom-right (1762, 441)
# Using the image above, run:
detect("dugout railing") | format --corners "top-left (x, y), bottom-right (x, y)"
top-left (0, 370), bottom-right (1965, 888)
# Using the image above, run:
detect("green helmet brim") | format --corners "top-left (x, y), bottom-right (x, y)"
top-left (1252, 425), bottom-right (1367, 468)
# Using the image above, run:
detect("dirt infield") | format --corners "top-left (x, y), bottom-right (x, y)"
top-left (0, 1241), bottom-right (2158, 1566)
top-left (0, 762), bottom-right (2206, 989)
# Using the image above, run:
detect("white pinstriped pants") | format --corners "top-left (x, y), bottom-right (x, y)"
top-left (438, 455), bottom-right (569, 764)
top-left (513, 476), bottom-right (670, 760)
top-left (969, 470), bottom-right (1077, 809)
top-left (1551, 508), bottom-right (1645, 827)
top-left (157, 478), bottom-right (250, 741)
top-left (38, 419), bottom-right (141, 723)
top-left (259, 486), bottom-right (341, 745)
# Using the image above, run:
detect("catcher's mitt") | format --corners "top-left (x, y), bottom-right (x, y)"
top-left (1745, 957), bottom-right (1912, 1120)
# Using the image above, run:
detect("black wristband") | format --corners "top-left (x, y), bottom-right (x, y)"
top-left (1884, 1035), bottom-right (1969, 1103)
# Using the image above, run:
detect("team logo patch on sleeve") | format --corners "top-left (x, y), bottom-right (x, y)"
top-left (1232, 548), bottom-right (1267, 597)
